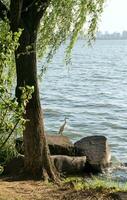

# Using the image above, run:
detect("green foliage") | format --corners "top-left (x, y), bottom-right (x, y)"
top-left (0, 85), bottom-right (34, 164)
top-left (0, 20), bottom-right (33, 165)
top-left (0, 85), bottom-right (34, 163)
top-left (38, 0), bottom-right (105, 69)
top-left (1, 1), bottom-right (105, 73)
top-left (0, 20), bottom-right (21, 85)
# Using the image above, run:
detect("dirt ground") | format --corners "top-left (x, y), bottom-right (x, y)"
top-left (0, 177), bottom-right (115, 200)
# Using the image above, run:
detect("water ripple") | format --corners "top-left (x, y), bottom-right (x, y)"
top-left (39, 40), bottom-right (127, 164)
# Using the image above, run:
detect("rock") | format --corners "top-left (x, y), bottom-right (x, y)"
top-left (51, 155), bottom-right (86, 174)
top-left (3, 155), bottom-right (86, 176)
top-left (111, 192), bottom-right (127, 200)
top-left (74, 135), bottom-right (111, 173)
top-left (47, 135), bottom-right (75, 155)
top-left (3, 155), bottom-right (24, 176)
top-left (15, 135), bottom-right (76, 156)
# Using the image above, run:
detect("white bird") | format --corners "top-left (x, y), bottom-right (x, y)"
top-left (58, 117), bottom-right (67, 135)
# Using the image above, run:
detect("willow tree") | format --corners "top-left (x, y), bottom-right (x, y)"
top-left (0, 0), bottom-right (105, 180)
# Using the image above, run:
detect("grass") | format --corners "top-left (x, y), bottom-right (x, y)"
top-left (63, 176), bottom-right (127, 192)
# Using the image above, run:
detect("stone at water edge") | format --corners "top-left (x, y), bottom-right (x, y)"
top-left (51, 155), bottom-right (86, 174)
top-left (15, 134), bottom-right (76, 156)
top-left (4, 155), bottom-right (86, 176)
top-left (74, 135), bottom-right (111, 173)
top-left (47, 135), bottom-right (75, 155)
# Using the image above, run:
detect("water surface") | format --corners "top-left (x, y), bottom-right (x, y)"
top-left (39, 40), bottom-right (127, 165)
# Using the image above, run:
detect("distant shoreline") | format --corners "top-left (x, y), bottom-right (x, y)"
top-left (96, 38), bottom-right (127, 40)
top-left (78, 38), bottom-right (127, 40)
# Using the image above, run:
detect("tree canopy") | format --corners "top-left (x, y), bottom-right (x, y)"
top-left (1, 0), bottom-right (105, 63)
top-left (38, 0), bottom-right (104, 62)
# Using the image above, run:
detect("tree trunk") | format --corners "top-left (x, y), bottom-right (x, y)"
top-left (0, 0), bottom-right (58, 181)
top-left (15, 21), bottom-right (57, 181)
top-left (8, 0), bottom-right (59, 181)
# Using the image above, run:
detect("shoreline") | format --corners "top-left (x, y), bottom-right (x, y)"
top-left (0, 176), bottom-right (126, 200)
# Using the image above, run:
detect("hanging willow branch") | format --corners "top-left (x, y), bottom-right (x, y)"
top-left (0, 0), bottom-right (105, 67)
top-left (37, 0), bottom-right (105, 68)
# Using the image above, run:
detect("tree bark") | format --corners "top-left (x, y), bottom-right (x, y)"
top-left (9, 0), bottom-right (58, 180)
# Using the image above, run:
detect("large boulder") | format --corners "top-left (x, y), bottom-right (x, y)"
top-left (15, 134), bottom-right (76, 156)
top-left (74, 136), bottom-right (111, 173)
top-left (51, 155), bottom-right (86, 175)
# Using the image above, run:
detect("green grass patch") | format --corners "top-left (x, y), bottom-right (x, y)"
top-left (63, 176), bottom-right (127, 192)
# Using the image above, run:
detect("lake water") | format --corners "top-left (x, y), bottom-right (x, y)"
top-left (39, 40), bottom-right (127, 169)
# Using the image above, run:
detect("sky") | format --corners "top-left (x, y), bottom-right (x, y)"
top-left (99, 0), bottom-right (127, 33)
